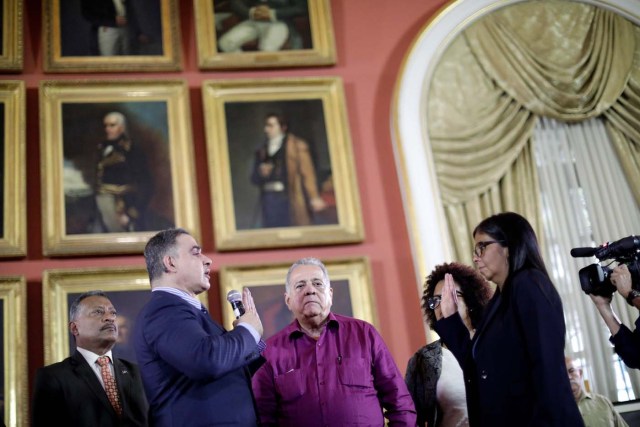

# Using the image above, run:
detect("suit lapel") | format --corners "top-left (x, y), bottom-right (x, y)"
top-left (71, 351), bottom-right (117, 415)
top-left (114, 358), bottom-right (130, 412)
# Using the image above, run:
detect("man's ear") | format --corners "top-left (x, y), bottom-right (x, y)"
top-left (162, 254), bottom-right (176, 273)
top-left (284, 292), bottom-right (292, 311)
top-left (69, 321), bottom-right (79, 336)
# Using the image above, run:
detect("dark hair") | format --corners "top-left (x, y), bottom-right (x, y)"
top-left (265, 112), bottom-right (288, 132)
top-left (473, 212), bottom-right (549, 284)
top-left (69, 290), bottom-right (109, 321)
top-left (422, 262), bottom-right (491, 328)
top-left (144, 228), bottom-right (190, 282)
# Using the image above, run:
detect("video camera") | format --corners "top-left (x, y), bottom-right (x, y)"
top-left (570, 235), bottom-right (640, 297)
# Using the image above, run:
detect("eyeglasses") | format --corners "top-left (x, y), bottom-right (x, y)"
top-left (427, 290), bottom-right (463, 310)
top-left (473, 240), bottom-right (505, 258)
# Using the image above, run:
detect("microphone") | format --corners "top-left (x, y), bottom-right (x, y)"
top-left (226, 290), bottom-right (245, 319)
top-left (570, 247), bottom-right (598, 258)
top-left (570, 236), bottom-right (640, 259)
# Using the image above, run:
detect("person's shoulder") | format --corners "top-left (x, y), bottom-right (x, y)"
top-left (510, 268), bottom-right (553, 291)
top-left (333, 313), bottom-right (379, 334)
top-left (36, 356), bottom-right (76, 376)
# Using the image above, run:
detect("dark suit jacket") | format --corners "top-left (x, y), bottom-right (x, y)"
top-left (436, 269), bottom-right (584, 427)
top-left (32, 351), bottom-right (148, 426)
top-left (133, 291), bottom-right (264, 426)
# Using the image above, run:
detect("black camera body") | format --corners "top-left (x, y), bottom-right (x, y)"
top-left (571, 235), bottom-right (640, 297)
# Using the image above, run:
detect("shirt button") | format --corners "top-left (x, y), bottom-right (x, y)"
top-left (319, 381), bottom-right (325, 385)
top-left (480, 370), bottom-right (488, 379)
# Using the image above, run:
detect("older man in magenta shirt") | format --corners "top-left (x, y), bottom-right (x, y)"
top-left (252, 257), bottom-right (417, 426)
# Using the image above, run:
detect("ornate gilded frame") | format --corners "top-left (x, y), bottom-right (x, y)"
top-left (194, 0), bottom-right (335, 69)
top-left (39, 79), bottom-right (200, 256)
top-left (42, 0), bottom-right (181, 72)
top-left (0, 81), bottom-right (26, 257)
top-left (0, 0), bottom-right (23, 71)
top-left (0, 276), bottom-right (27, 427)
top-left (202, 76), bottom-right (363, 250)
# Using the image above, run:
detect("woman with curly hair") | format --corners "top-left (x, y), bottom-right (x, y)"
top-left (405, 262), bottom-right (492, 427)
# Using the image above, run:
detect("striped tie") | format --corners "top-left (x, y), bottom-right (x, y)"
top-left (97, 356), bottom-right (122, 416)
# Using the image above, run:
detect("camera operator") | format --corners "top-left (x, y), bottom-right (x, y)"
top-left (590, 264), bottom-right (640, 369)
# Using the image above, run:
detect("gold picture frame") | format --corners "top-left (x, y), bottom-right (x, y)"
top-left (202, 77), bottom-right (363, 250)
top-left (40, 79), bottom-right (200, 256)
top-left (0, 81), bottom-right (26, 257)
top-left (0, 276), bottom-right (28, 427)
top-left (194, 0), bottom-right (335, 69)
top-left (42, 0), bottom-right (182, 73)
top-left (219, 257), bottom-right (376, 339)
top-left (42, 266), bottom-right (209, 365)
top-left (0, 0), bottom-right (23, 71)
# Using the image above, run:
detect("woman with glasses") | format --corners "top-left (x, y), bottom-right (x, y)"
top-left (435, 212), bottom-right (584, 427)
top-left (405, 262), bottom-right (492, 427)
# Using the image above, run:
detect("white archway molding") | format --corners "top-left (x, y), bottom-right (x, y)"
top-left (392, 0), bottom-right (640, 286)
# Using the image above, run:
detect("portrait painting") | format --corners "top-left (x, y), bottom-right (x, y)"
top-left (43, 266), bottom-right (209, 365)
top-left (0, 81), bottom-right (26, 257)
top-left (43, 0), bottom-right (181, 72)
top-left (0, 276), bottom-right (27, 427)
top-left (0, 0), bottom-right (23, 71)
top-left (194, 0), bottom-right (335, 69)
top-left (203, 77), bottom-right (363, 250)
top-left (40, 80), bottom-right (200, 256)
top-left (219, 257), bottom-right (376, 339)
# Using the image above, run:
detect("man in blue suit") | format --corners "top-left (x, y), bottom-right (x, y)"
top-left (134, 228), bottom-right (265, 426)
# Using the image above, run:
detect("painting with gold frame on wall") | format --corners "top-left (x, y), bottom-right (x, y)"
top-left (202, 77), bottom-right (363, 250)
top-left (0, 81), bottom-right (26, 257)
top-left (194, 0), bottom-right (335, 69)
top-left (0, 276), bottom-right (27, 427)
top-left (42, 266), bottom-right (210, 365)
top-left (39, 79), bottom-right (200, 256)
top-left (0, 0), bottom-right (23, 71)
top-left (219, 257), bottom-right (376, 339)
top-left (42, 0), bottom-right (182, 73)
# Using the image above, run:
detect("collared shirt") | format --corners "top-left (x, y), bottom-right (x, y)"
top-left (152, 287), bottom-right (262, 344)
top-left (252, 313), bottom-right (417, 426)
top-left (267, 135), bottom-right (284, 156)
top-left (577, 392), bottom-right (628, 427)
top-left (76, 347), bottom-right (115, 389)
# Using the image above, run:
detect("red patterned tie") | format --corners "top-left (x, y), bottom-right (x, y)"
top-left (97, 356), bottom-right (122, 416)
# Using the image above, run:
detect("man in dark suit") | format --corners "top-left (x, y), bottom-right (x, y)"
top-left (134, 228), bottom-right (265, 426)
top-left (32, 290), bottom-right (148, 426)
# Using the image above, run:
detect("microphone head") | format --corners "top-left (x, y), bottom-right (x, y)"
top-left (570, 247), bottom-right (598, 258)
top-left (226, 290), bottom-right (242, 303)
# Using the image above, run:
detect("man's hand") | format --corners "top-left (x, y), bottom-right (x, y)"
top-left (235, 288), bottom-right (264, 337)
top-left (309, 197), bottom-right (326, 212)
top-left (252, 5), bottom-right (272, 21)
top-left (116, 15), bottom-right (128, 26)
top-left (611, 264), bottom-right (633, 298)
top-left (259, 162), bottom-right (274, 177)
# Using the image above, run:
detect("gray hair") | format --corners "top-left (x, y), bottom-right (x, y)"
top-left (69, 290), bottom-right (109, 321)
top-left (104, 111), bottom-right (127, 132)
top-left (285, 257), bottom-right (330, 292)
top-left (144, 228), bottom-right (190, 282)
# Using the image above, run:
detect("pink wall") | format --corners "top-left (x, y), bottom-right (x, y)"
top-left (0, 0), bottom-right (449, 399)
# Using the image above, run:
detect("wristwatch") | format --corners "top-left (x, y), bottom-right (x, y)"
top-left (626, 289), bottom-right (640, 306)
